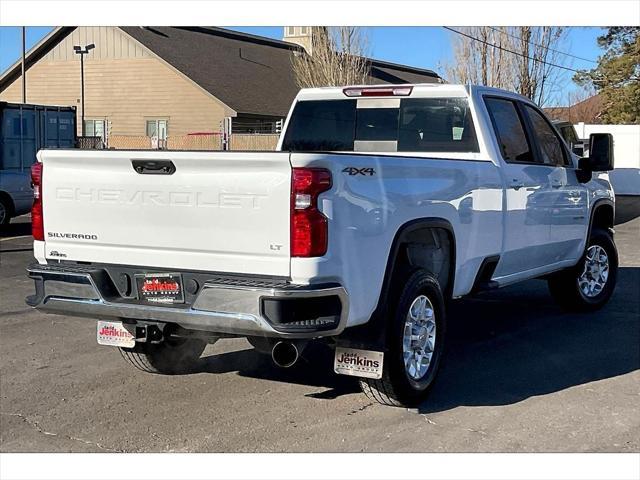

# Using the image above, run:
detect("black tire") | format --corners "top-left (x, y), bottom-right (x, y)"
top-left (360, 269), bottom-right (447, 407)
top-left (0, 198), bottom-right (10, 225)
top-left (547, 228), bottom-right (618, 312)
top-left (119, 338), bottom-right (206, 374)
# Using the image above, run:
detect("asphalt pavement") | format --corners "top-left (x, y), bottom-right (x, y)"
top-left (1, 215), bottom-right (638, 452)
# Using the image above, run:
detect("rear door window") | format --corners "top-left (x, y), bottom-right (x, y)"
top-left (484, 97), bottom-right (534, 163)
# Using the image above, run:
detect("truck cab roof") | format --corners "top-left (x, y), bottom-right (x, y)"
top-left (294, 83), bottom-right (533, 104)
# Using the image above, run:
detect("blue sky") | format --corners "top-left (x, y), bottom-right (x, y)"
top-left (0, 26), bottom-right (605, 105)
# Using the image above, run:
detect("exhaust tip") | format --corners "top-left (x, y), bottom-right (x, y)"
top-left (271, 341), bottom-right (299, 368)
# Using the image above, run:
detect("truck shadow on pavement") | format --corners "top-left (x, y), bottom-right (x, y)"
top-left (196, 341), bottom-right (361, 397)
top-left (0, 221), bottom-right (31, 239)
top-left (195, 267), bottom-right (639, 411)
top-left (419, 266), bottom-right (639, 414)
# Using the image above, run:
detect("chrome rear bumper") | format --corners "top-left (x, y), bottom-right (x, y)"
top-left (26, 263), bottom-right (348, 339)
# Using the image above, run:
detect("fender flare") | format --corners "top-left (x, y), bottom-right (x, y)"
top-left (337, 217), bottom-right (456, 351)
top-left (587, 198), bottom-right (615, 240)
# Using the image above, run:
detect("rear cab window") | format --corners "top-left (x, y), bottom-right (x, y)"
top-left (281, 96), bottom-right (480, 153)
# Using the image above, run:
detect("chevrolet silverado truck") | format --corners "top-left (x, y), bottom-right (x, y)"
top-left (25, 84), bottom-right (617, 407)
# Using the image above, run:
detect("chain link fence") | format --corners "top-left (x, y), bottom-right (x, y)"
top-left (167, 134), bottom-right (223, 150)
top-left (76, 132), bottom-right (280, 151)
top-left (229, 134), bottom-right (279, 151)
top-left (77, 136), bottom-right (105, 149)
top-left (108, 135), bottom-right (153, 150)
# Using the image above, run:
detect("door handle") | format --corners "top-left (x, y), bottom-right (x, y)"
top-left (510, 179), bottom-right (525, 190)
top-left (131, 159), bottom-right (176, 175)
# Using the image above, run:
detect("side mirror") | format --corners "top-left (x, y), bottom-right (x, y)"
top-left (582, 133), bottom-right (615, 171)
top-left (571, 143), bottom-right (585, 157)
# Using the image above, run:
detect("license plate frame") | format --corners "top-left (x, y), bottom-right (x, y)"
top-left (97, 320), bottom-right (135, 348)
top-left (135, 272), bottom-right (185, 305)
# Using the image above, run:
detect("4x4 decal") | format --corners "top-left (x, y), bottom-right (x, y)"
top-left (342, 167), bottom-right (375, 176)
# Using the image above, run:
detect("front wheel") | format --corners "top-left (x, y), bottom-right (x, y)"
top-left (360, 269), bottom-right (447, 407)
top-left (119, 338), bottom-right (206, 374)
top-left (547, 228), bottom-right (618, 312)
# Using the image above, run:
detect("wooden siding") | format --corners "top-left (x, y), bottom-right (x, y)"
top-left (0, 27), bottom-right (232, 137)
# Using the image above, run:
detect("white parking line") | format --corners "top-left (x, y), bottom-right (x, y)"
top-left (0, 235), bottom-right (32, 242)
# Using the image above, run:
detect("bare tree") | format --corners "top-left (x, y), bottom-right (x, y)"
top-left (513, 27), bottom-right (566, 106)
top-left (444, 27), bottom-right (515, 90)
top-left (444, 27), bottom-right (568, 106)
top-left (291, 27), bottom-right (371, 88)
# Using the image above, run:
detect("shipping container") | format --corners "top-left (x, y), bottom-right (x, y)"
top-left (0, 102), bottom-right (76, 224)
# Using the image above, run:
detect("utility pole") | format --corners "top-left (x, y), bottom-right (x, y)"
top-left (21, 27), bottom-right (26, 103)
top-left (73, 43), bottom-right (95, 136)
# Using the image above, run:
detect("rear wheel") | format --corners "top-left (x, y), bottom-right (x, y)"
top-left (547, 228), bottom-right (618, 312)
top-left (119, 338), bottom-right (206, 374)
top-left (360, 269), bottom-right (446, 407)
top-left (0, 198), bottom-right (10, 225)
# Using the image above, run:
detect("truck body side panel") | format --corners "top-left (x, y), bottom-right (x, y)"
top-left (289, 153), bottom-right (504, 328)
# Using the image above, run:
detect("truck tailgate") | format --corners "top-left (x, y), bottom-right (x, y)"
top-left (39, 150), bottom-right (292, 276)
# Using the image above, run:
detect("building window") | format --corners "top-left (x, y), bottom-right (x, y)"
top-left (146, 119), bottom-right (168, 139)
top-left (84, 119), bottom-right (106, 140)
top-left (286, 26), bottom-right (296, 36)
top-left (300, 27), bottom-right (308, 35)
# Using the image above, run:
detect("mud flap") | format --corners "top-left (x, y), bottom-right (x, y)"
top-left (334, 347), bottom-right (384, 379)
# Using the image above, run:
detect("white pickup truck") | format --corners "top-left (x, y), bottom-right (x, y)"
top-left (26, 84), bottom-right (617, 407)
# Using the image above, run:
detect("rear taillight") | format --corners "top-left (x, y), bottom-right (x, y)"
top-left (31, 162), bottom-right (44, 241)
top-left (291, 168), bottom-right (332, 257)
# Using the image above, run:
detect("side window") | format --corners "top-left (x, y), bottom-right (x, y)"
top-left (560, 125), bottom-right (578, 146)
top-left (523, 105), bottom-right (567, 166)
top-left (484, 97), bottom-right (533, 163)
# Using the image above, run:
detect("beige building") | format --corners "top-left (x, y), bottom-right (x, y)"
top-left (0, 26), bottom-right (441, 149)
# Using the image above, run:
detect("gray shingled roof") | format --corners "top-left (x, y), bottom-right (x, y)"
top-left (122, 27), bottom-right (441, 117)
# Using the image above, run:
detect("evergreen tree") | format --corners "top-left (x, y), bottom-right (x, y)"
top-left (575, 27), bottom-right (640, 123)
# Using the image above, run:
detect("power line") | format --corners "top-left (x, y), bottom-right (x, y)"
top-left (443, 26), bottom-right (584, 74)
top-left (487, 26), bottom-right (598, 65)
